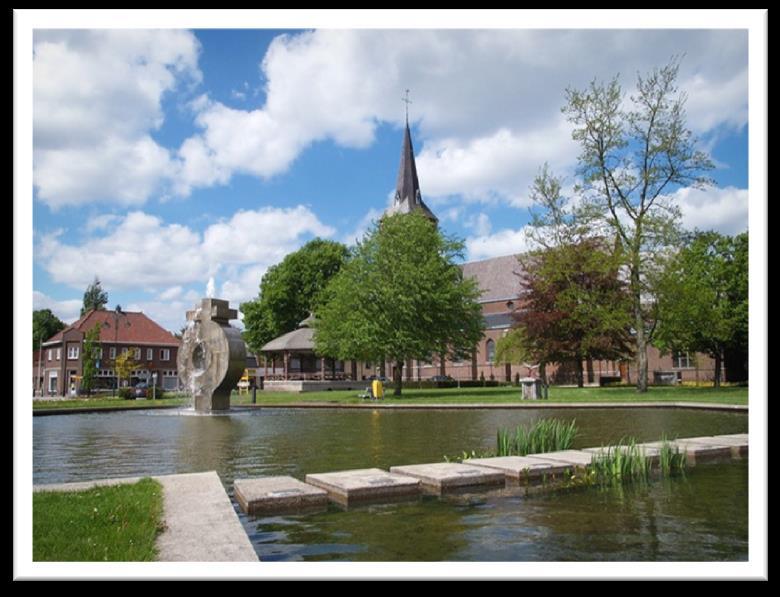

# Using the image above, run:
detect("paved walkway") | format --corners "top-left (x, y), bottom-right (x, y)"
top-left (34, 471), bottom-right (258, 562)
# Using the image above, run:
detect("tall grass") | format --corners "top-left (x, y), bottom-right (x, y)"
top-left (658, 436), bottom-right (687, 477)
top-left (589, 437), bottom-right (652, 484)
top-left (496, 418), bottom-right (578, 456)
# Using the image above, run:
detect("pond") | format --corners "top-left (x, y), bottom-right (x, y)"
top-left (33, 407), bottom-right (748, 561)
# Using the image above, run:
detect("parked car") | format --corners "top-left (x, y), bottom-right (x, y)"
top-left (430, 375), bottom-right (454, 382)
top-left (133, 382), bottom-right (149, 398)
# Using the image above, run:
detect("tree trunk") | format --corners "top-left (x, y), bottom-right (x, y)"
top-left (575, 355), bottom-right (584, 388)
top-left (393, 360), bottom-right (403, 396)
top-left (714, 350), bottom-right (722, 389)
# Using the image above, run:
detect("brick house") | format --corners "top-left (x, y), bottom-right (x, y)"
top-left (38, 308), bottom-right (181, 396)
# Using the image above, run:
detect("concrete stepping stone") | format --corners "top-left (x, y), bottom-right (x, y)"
top-left (583, 445), bottom-right (663, 463)
top-left (524, 450), bottom-right (595, 467)
top-left (389, 462), bottom-right (505, 494)
top-left (638, 438), bottom-right (733, 464)
top-left (464, 455), bottom-right (575, 482)
top-left (676, 435), bottom-right (748, 457)
top-left (305, 468), bottom-right (421, 506)
top-left (234, 476), bottom-right (329, 515)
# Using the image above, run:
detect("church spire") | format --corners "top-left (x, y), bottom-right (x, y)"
top-left (385, 91), bottom-right (438, 224)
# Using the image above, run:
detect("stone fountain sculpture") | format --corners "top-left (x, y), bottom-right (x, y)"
top-left (178, 298), bottom-right (246, 412)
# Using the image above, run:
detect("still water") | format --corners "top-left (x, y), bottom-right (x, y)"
top-left (33, 407), bottom-right (748, 561)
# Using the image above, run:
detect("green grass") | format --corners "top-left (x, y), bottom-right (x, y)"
top-left (33, 478), bottom-right (165, 561)
top-left (33, 396), bottom-right (188, 410)
top-left (232, 384), bottom-right (748, 406)
top-left (34, 384), bottom-right (747, 412)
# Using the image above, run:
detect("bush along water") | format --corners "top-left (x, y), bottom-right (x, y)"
top-left (588, 436), bottom-right (687, 487)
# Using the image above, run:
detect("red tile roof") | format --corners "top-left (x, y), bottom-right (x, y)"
top-left (43, 309), bottom-right (180, 347)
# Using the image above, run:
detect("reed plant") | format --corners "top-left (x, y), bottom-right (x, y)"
top-left (657, 436), bottom-right (687, 477)
top-left (496, 418), bottom-right (578, 456)
top-left (589, 437), bottom-right (652, 484)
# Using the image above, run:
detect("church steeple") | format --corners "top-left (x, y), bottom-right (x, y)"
top-left (385, 97), bottom-right (438, 224)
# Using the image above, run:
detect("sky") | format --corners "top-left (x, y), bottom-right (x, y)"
top-left (28, 22), bottom-right (752, 334)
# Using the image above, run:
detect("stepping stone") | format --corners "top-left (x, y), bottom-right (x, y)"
top-left (525, 450), bottom-right (595, 467)
top-left (677, 435), bottom-right (748, 457)
top-left (464, 455), bottom-right (575, 482)
top-left (583, 445), bottom-right (663, 463)
top-left (389, 462), bottom-right (505, 494)
top-left (638, 438), bottom-right (733, 464)
top-left (234, 476), bottom-right (329, 515)
top-left (305, 468), bottom-right (421, 506)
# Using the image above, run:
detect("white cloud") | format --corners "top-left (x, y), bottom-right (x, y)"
top-left (33, 29), bottom-right (201, 208)
top-left (32, 291), bottom-right (82, 325)
top-left (175, 29), bottom-right (746, 206)
top-left (35, 205), bottom-right (333, 294)
top-left (674, 186), bottom-right (749, 235)
top-left (466, 227), bottom-right (535, 262)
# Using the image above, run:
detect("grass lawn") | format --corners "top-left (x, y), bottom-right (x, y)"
top-left (33, 396), bottom-right (187, 410)
top-left (33, 478), bottom-right (164, 561)
top-left (233, 384), bottom-right (749, 406)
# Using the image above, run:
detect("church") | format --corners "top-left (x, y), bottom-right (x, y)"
top-left (259, 120), bottom-right (726, 387)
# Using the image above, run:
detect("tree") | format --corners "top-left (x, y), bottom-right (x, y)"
top-left (114, 347), bottom-right (139, 389)
top-left (80, 323), bottom-right (101, 396)
top-left (33, 309), bottom-right (65, 348)
top-left (654, 231), bottom-right (748, 387)
top-left (81, 276), bottom-right (109, 315)
top-left (559, 58), bottom-right (714, 392)
top-left (514, 238), bottom-right (634, 387)
top-left (314, 213), bottom-right (485, 396)
top-left (241, 239), bottom-right (350, 353)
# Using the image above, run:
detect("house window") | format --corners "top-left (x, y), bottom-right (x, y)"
top-left (133, 348), bottom-right (141, 360)
top-left (673, 351), bottom-right (692, 369)
top-left (48, 349), bottom-right (53, 361)
top-left (486, 339), bottom-right (496, 364)
top-left (109, 347), bottom-right (116, 359)
top-left (56, 348), bottom-right (61, 361)
top-left (147, 348), bottom-right (153, 361)
top-left (160, 349), bottom-right (170, 361)
top-left (93, 347), bottom-right (102, 359)
top-left (67, 346), bottom-right (79, 360)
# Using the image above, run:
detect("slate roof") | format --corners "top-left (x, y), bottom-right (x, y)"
top-left (460, 254), bottom-right (524, 303)
top-left (43, 309), bottom-right (180, 347)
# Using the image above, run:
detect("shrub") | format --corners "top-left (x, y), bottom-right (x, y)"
top-left (118, 387), bottom-right (133, 400)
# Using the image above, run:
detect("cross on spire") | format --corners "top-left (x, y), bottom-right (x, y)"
top-left (402, 88), bottom-right (412, 125)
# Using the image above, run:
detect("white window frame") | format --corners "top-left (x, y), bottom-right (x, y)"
top-left (67, 345), bottom-right (79, 360)
top-left (160, 349), bottom-right (170, 361)
top-left (673, 351), bottom-right (693, 369)
top-left (133, 348), bottom-right (141, 360)
top-left (48, 349), bottom-right (53, 361)
top-left (147, 348), bottom-right (153, 361)
top-left (109, 347), bottom-right (116, 359)
top-left (56, 348), bottom-right (61, 361)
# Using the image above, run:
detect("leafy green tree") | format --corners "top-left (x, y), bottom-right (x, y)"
top-left (654, 231), bottom-right (748, 387)
top-left (81, 277), bottom-right (109, 315)
top-left (314, 213), bottom-right (485, 396)
top-left (241, 239), bottom-right (349, 353)
top-left (80, 323), bottom-right (101, 395)
top-left (514, 238), bottom-right (634, 387)
top-left (33, 309), bottom-right (65, 348)
top-left (558, 58), bottom-right (714, 392)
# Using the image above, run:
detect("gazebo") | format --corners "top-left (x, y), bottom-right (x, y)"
top-left (259, 315), bottom-right (352, 381)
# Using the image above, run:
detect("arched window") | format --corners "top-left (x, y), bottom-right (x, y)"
top-left (486, 339), bottom-right (496, 364)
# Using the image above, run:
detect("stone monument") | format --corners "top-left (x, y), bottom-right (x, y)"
top-left (178, 298), bottom-right (246, 412)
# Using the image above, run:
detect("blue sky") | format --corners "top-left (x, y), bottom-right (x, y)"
top-left (30, 26), bottom-right (750, 332)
